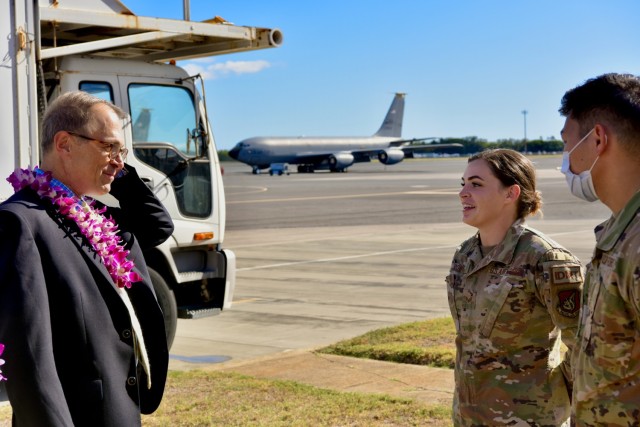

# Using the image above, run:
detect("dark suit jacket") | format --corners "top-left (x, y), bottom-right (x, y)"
top-left (0, 166), bottom-right (174, 426)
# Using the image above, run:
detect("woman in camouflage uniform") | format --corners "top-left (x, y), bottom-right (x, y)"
top-left (447, 149), bottom-right (583, 426)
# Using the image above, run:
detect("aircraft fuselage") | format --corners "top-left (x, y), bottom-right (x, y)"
top-left (229, 136), bottom-right (397, 167)
top-left (227, 93), bottom-right (459, 173)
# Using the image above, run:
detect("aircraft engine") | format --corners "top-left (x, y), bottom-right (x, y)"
top-left (328, 153), bottom-right (355, 170)
top-left (377, 148), bottom-right (405, 165)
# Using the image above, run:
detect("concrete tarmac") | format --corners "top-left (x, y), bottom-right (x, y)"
top-left (168, 156), bottom-right (609, 404)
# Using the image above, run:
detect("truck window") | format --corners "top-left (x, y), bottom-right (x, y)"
top-left (79, 82), bottom-right (114, 102)
top-left (128, 84), bottom-right (201, 155)
top-left (128, 83), bottom-right (212, 218)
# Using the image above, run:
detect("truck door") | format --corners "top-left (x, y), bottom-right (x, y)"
top-left (116, 76), bottom-right (215, 223)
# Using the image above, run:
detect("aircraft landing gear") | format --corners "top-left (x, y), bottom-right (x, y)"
top-left (297, 164), bottom-right (315, 173)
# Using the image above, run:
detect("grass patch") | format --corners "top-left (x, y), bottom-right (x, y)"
top-left (142, 370), bottom-right (451, 426)
top-left (318, 317), bottom-right (456, 368)
top-left (0, 318), bottom-right (457, 425)
top-left (0, 371), bottom-right (451, 426)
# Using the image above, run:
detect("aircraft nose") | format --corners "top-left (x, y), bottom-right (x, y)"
top-left (228, 146), bottom-right (240, 160)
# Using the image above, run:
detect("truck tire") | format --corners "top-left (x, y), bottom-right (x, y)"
top-left (148, 268), bottom-right (178, 349)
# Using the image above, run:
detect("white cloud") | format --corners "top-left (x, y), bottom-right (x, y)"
top-left (181, 59), bottom-right (271, 80)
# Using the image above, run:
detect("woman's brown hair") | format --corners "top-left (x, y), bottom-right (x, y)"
top-left (468, 149), bottom-right (542, 219)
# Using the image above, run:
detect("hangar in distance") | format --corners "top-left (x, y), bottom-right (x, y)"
top-left (228, 93), bottom-right (462, 174)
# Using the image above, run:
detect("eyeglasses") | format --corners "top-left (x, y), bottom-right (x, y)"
top-left (67, 131), bottom-right (128, 162)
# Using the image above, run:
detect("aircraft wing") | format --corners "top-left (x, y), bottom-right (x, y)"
top-left (388, 137), bottom-right (439, 147)
top-left (293, 151), bottom-right (372, 164)
top-left (399, 142), bottom-right (464, 157)
top-left (260, 138), bottom-right (463, 171)
top-left (350, 140), bottom-right (463, 158)
top-left (291, 141), bottom-right (463, 164)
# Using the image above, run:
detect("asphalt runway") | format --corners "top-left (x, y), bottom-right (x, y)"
top-left (169, 156), bottom-right (611, 369)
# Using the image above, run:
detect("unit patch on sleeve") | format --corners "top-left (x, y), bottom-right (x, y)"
top-left (556, 289), bottom-right (580, 318)
top-left (551, 266), bottom-right (582, 285)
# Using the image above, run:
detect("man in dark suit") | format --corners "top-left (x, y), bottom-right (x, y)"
top-left (0, 91), bottom-right (173, 426)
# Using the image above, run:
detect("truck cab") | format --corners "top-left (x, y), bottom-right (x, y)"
top-left (2, 0), bottom-right (282, 348)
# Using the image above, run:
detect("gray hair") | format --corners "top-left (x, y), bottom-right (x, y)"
top-left (41, 91), bottom-right (127, 154)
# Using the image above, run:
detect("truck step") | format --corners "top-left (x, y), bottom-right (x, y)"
top-left (178, 306), bottom-right (222, 319)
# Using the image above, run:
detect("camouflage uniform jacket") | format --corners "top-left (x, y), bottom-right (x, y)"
top-left (573, 191), bottom-right (640, 426)
top-left (446, 220), bottom-right (583, 426)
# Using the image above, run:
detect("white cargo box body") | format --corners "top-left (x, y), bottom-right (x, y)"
top-left (37, 0), bottom-right (282, 62)
top-left (3, 0), bottom-right (282, 348)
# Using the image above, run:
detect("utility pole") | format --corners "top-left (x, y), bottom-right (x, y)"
top-left (521, 110), bottom-right (528, 153)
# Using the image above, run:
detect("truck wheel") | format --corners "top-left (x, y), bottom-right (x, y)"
top-left (148, 268), bottom-right (178, 349)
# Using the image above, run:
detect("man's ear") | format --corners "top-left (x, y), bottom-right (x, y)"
top-left (594, 124), bottom-right (609, 156)
top-left (53, 131), bottom-right (72, 154)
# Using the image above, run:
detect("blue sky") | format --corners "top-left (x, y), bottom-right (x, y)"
top-left (123, 0), bottom-right (640, 150)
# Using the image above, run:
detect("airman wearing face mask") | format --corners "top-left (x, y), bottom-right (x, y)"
top-left (560, 128), bottom-right (599, 202)
top-left (559, 73), bottom-right (640, 426)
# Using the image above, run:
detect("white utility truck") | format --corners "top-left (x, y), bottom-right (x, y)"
top-left (1, 0), bottom-right (283, 348)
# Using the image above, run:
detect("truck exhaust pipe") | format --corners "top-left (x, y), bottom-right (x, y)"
top-left (269, 29), bottom-right (284, 47)
top-left (183, 0), bottom-right (190, 21)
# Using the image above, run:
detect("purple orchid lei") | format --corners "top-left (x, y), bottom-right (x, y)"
top-left (7, 166), bottom-right (142, 289)
top-left (0, 343), bottom-right (5, 381)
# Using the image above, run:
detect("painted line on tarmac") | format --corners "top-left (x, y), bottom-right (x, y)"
top-left (227, 189), bottom-right (457, 204)
top-left (231, 231), bottom-right (375, 249)
top-left (236, 228), bottom-right (593, 272)
top-left (224, 185), bottom-right (268, 196)
top-left (237, 244), bottom-right (457, 272)
top-left (232, 297), bottom-right (263, 304)
top-left (405, 190), bottom-right (460, 195)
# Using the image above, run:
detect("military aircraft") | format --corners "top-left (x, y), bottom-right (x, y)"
top-left (228, 93), bottom-right (462, 173)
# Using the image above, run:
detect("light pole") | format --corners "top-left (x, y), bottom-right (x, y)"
top-left (521, 110), bottom-right (528, 153)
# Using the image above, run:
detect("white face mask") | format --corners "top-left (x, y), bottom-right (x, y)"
top-left (560, 128), bottom-right (600, 202)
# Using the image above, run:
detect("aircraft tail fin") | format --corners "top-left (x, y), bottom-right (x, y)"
top-left (374, 93), bottom-right (405, 137)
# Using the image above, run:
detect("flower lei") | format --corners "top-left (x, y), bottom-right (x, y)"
top-left (7, 167), bottom-right (142, 289)
top-left (0, 343), bottom-right (5, 381)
